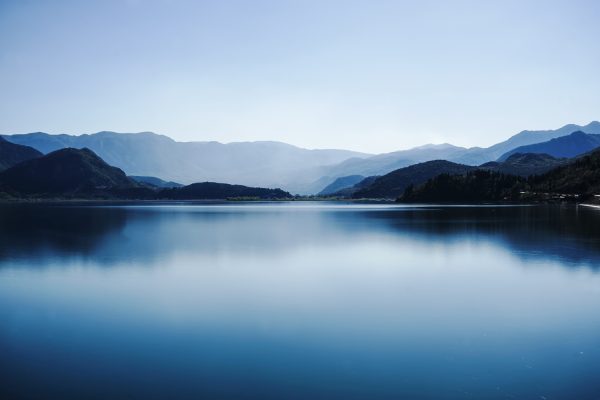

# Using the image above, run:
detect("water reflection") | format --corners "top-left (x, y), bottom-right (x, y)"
top-left (0, 204), bottom-right (128, 264)
top-left (1, 203), bottom-right (600, 399)
top-left (1, 203), bottom-right (600, 269)
top-left (357, 205), bottom-right (600, 269)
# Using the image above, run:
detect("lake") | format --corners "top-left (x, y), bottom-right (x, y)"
top-left (1, 202), bottom-right (600, 399)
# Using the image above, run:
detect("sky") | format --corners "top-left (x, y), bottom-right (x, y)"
top-left (0, 0), bottom-right (599, 153)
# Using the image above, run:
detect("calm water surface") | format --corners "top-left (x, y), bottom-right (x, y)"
top-left (1, 202), bottom-right (600, 399)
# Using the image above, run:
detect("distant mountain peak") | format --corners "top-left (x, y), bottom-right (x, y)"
top-left (413, 143), bottom-right (462, 151)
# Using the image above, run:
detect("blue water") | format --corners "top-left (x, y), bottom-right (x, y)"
top-left (1, 203), bottom-right (600, 399)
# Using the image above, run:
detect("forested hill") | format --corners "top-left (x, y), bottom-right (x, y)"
top-left (352, 160), bottom-right (475, 199)
top-left (400, 170), bottom-right (524, 203)
top-left (158, 182), bottom-right (291, 200)
top-left (400, 149), bottom-right (600, 203)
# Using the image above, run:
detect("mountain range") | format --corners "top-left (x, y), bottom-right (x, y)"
top-left (2, 121), bottom-right (600, 195)
top-left (0, 147), bottom-right (291, 200)
top-left (1, 132), bottom-right (367, 194)
top-left (452, 121), bottom-right (600, 164)
top-left (307, 122), bottom-right (600, 193)
top-left (321, 152), bottom-right (566, 199)
top-left (401, 147), bottom-right (600, 203)
top-left (498, 131), bottom-right (600, 161)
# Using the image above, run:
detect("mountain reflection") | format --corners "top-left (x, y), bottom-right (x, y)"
top-left (1, 203), bottom-right (599, 269)
top-left (355, 205), bottom-right (600, 269)
top-left (0, 204), bottom-right (128, 262)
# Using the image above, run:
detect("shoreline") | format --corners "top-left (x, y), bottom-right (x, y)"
top-left (0, 198), bottom-right (588, 207)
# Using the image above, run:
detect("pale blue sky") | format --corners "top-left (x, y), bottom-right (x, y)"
top-left (0, 0), bottom-right (599, 152)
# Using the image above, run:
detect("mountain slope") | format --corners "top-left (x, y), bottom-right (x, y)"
top-left (480, 153), bottom-right (567, 177)
top-left (158, 182), bottom-right (291, 200)
top-left (130, 175), bottom-right (183, 188)
top-left (400, 170), bottom-right (524, 203)
top-left (2, 131), bottom-right (369, 194)
top-left (498, 131), bottom-right (600, 161)
top-left (329, 176), bottom-right (379, 197)
top-left (0, 147), bottom-right (142, 197)
top-left (0, 137), bottom-right (42, 171)
top-left (530, 148), bottom-right (600, 195)
top-left (352, 160), bottom-right (476, 199)
top-left (318, 175), bottom-right (365, 195)
top-left (316, 144), bottom-right (469, 180)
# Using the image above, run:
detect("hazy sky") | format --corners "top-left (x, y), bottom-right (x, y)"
top-left (0, 0), bottom-right (599, 153)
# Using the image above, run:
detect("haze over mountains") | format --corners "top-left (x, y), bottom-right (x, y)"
top-left (310, 122), bottom-right (600, 190)
top-left (2, 132), bottom-right (367, 194)
top-left (3, 121), bottom-right (600, 195)
top-left (0, 147), bottom-right (291, 200)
